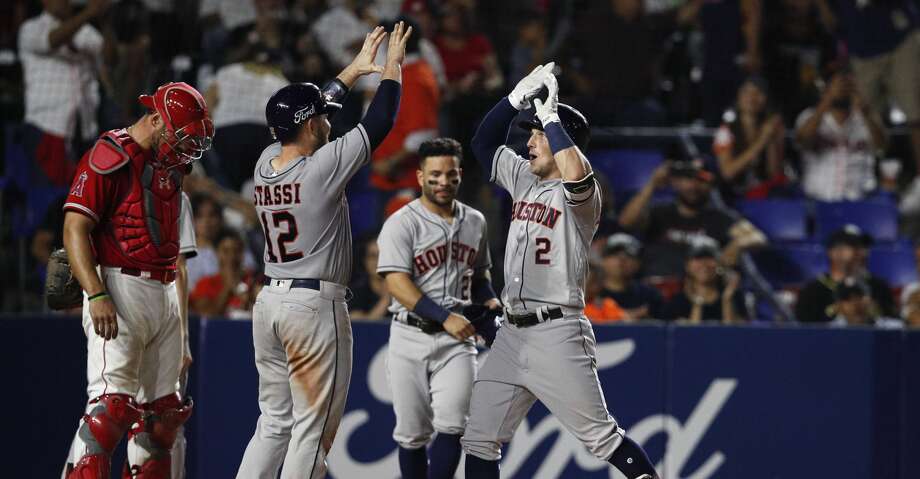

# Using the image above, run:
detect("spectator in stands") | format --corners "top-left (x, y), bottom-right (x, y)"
top-left (401, 0), bottom-right (447, 90)
top-left (598, 233), bottom-right (664, 320)
top-left (762, 0), bottom-right (836, 124)
top-left (699, 0), bottom-right (763, 126)
top-left (585, 266), bottom-right (626, 324)
top-left (661, 237), bottom-right (746, 323)
top-left (832, 276), bottom-right (902, 328)
top-left (830, 0), bottom-right (920, 214)
top-left (508, 10), bottom-right (549, 86)
top-left (795, 225), bottom-right (896, 322)
top-left (20, 227), bottom-right (55, 312)
top-left (198, 0), bottom-right (261, 67)
top-left (101, 0), bottom-right (151, 126)
top-left (566, 0), bottom-right (702, 126)
top-left (899, 240), bottom-right (920, 328)
top-left (292, 30), bottom-right (335, 85)
top-left (311, 0), bottom-right (374, 71)
top-left (434, 3), bottom-right (503, 102)
top-left (434, 2), bottom-right (503, 188)
top-left (18, 0), bottom-right (110, 187)
top-left (371, 17), bottom-right (439, 195)
top-left (350, 236), bottom-right (391, 321)
top-left (619, 160), bottom-right (767, 278)
top-left (186, 193), bottom-right (257, 290)
top-left (795, 68), bottom-right (888, 201)
top-left (190, 229), bottom-right (257, 319)
top-left (713, 76), bottom-right (788, 202)
top-left (205, 35), bottom-right (288, 191)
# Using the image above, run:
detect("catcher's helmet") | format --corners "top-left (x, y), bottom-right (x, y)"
top-left (266, 82), bottom-right (342, 142)
top-left (518, 103), bottom-right (590, 152)
top-left (139, 82), bottom-right (214, 169)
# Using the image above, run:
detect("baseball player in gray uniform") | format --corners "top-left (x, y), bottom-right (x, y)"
top-left (236, 23), bottom-right (411, 479)
top-left (461, 63), bottom-right (660, 479)
top-left (171, 192), bottom-right (196, 479)
top-left (376, 137), bottom-right (500, 479)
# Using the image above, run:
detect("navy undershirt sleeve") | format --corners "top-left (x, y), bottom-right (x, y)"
top-left (471, 97), bottom-right (518, 177)
top-left (360, 79), bottom-right (401, 150)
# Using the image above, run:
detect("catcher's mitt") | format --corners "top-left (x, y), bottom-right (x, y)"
top-left (46, 248), bottom-right (84, 310)
top-left (463, 304), bottom-right (502, 347)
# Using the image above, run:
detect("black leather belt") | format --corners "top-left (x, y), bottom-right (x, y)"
top-left (395, 314), bottom-right (445, 334)
top-left (505, 307), bottom-right (563, 327)
top-left (263, 278), bottom-right (320, 291)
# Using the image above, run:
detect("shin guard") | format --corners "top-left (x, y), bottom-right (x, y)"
top-left (67, 394), bottom-right (141, 479)
top-left (122, 394), bottom-right (193, 478)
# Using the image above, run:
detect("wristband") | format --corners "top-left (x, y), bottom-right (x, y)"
top-left (88, 292), bottom-right (109, 302)
top-left (322, 78), bottom-right (349, 104)
top-left (544, 121), bottom-right (575, 154)
top-left (471, 277), bottom-right (498, 304)
top-left (413, 295), bottom-right (451, 324)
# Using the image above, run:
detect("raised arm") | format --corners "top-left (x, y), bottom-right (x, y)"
top-left (717, 115), bottom-right (783, 181)
top-left (533, 70), bottom-right (590, 181)
top-left (360, 21), bottom-right (414, 149)
top-left (471, 63), bottom-right (555, 176)
top-left (47, 0), bottom-right (109, 51)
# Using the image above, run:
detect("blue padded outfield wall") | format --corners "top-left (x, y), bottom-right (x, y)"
top-left (6, 316), bottom-right (919, 479)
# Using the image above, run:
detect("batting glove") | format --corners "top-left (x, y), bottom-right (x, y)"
top-left (508, 62), bottom-right (554, 110)
top-left (533, 71), bottom-right (560, 125)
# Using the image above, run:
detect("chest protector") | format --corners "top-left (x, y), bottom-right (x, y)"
top-left (90, 130), bottom-right (184, 268)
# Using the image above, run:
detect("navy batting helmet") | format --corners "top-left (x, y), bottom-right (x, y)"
top-left (518, 103), bottom-right (590, 152)
top-left (265, 82), bottom-right (342, 142)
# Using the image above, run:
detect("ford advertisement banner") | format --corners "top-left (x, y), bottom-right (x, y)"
top-left (5, 316), bottom-right (916, 479)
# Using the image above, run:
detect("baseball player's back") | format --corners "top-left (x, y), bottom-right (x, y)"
top-left (237, 22), bottom-right (413, 479)
top-left (253, 126), bottom-right (369, 284)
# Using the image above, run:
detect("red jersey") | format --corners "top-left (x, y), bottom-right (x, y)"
top-left (63, 129), bottom-right (182, 273)
top-left (434, 34), bottom-right (494, 82)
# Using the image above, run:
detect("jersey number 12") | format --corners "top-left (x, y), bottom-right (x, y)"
top-left (261, 211), bottom-right (304, 263)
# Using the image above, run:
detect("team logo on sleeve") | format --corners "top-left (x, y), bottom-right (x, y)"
top-left (70, 171), bottom-right (88, 198)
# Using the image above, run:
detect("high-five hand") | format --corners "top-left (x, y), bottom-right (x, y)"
top-left (350, 26), bottom-right (387, 76)
top-left (385, 21), bottom-right (414, 67)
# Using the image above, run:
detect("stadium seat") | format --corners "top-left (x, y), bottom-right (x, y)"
top-left (750, 243), bottom-right (827, 288)
top-left (3, 123), bottom-right (67, 238)
top-left (590, 149), bottom-right (664, 194)
top-left (736, 199), bottom-right (808, 242)
top-left (868, 245), bottom-right (918, 288)
top-left (813, 201), bottom-right (898, 242)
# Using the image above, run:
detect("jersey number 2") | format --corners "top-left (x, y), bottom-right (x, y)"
top-left (261, 211), bottom-right (304, 263)
top-left (535, 237), bottom-right (551, 265)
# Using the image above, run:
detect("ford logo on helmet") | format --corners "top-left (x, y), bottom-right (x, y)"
top-left (293, 105), bottom-right (316, 124)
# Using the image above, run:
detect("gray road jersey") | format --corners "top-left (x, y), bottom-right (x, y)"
top-left (179, 191), bottom-right (198, 257)
top-left (490, 146), bottom-right (601, 312)
top-left (377, 199), bottom-right (491, 315)
top-left (178, 192), bottom-right (197, 257)
top-left (253, 125), bottom-right (371, 284)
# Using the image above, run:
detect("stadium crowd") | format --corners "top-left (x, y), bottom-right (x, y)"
top-left (2, 0), bottom-right (920, 327)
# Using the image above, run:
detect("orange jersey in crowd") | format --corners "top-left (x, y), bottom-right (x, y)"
top-left (371, 59), bottom-right (440, 191)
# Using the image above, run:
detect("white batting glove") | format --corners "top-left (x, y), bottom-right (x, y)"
top-left (508, 62), bottom-right (554, 110)
top-left (533, 71), bottom-right (560, 125)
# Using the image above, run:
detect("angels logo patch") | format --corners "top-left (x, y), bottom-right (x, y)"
top-left (70, 171), bottom-right (88, 198)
